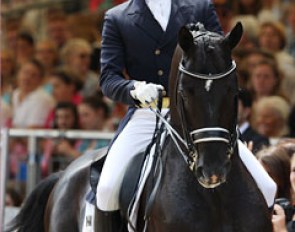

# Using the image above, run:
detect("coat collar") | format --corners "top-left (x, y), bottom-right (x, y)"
top-left (129, 0), bottom-right (164, 41)
top-left (127, 0), bottom-right (193, 43)
top-left (127, 0), bottom-right (192, 15)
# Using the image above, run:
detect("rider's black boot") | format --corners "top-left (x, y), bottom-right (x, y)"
top-left (96, 209), bottom-right (122, 232)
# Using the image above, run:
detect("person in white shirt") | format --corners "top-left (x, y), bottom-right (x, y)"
top-left (12, 59), bottom-right (55, 128)
top-left (238, 88), bottom-right (269, 154)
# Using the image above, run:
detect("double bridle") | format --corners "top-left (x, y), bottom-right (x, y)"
top-left (176, 60), bottom-right (238, 170)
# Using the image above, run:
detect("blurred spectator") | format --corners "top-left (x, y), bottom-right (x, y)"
top-left (1, 50), bottom-right (16, 104)
top-left (49, 67), bottom-right (82, 104)
top-left (242, 48), bottom-right (275, 73)
top-left (277, 138), bottom-right (295, 157)
top-left (66, 12), bottom-right (103, 73)
top-left (66, 13), bottom-right (98, 43)
top-left (61, 0), bottom-right (84, 13)
top-left (5, 187), bottom-right (23, 207)
top-left (258, 0), bottom-right (284, 22)
top-left (75, 96), bottom-right (111, 153)
top-left (272, 152), bottom-right (295, 232)
top-left (230, 15), bottom-right (259, 49)
top-left (237, 48), bottom-right (275, 88)
top-left (12, 59), bottom-right (55, 128)
top-left (258, 21), bottom-right (287, 54)
top-left (256, 146), bottom-right (291, 199)
top-left (283, 3), bottom-right (295, 105)
top-left (35, 39), bottom-right (59, 77)
top-left (3, 16), bottom-right (22, 53)
top-left (89, 0), bottom-right (115, 12)
top-left (35, 40), bottom-right (60, 94)
top-left (1, 100), bottom-right (12, 128)
top-left (213, 0), bottom-right (234, 33)
top-left (15, 31), bottom-right (35, 67)
top-left (90, 11), bottom-right (105, 72)
top-left (41, 102), bottom-right (80, 174)
top-left (78, 96), bottom-right (110, 131)
top-left (21, 5), bottom-right (47, 41)
top-left (232, 48), bottom-right (250, 88)
top-left (47, 96), bottom-right (111, 161)
top-left (248, 58), bottom-right (286, 103)
top-left (46, 9), bottom-right (69, 49)
top-left (60, 38), bottom-right (98, 97)
top-left (290, 153), bottom-right (295, 203)
top-left (52, 102), bottom-right (80, 130)
top-left (232, 0), bottom-right (263, 16)
top-left (105, 102), bottom-right (128, 131)
top-left (45, 67), bottom-right (83, 128)
top-left (253, 96), bottom-right (290, 144)
top-left (238, 89), bottom-right (269, 154)
top-left (286, 2), bottom-right (295, 59)
top-left (258, 21), bottom-right (295, 104)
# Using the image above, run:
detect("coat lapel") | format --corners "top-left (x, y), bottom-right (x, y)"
top-left (127, 0), bottom-right (193, 45)
top-left (127, 0), bottom-right (164, 42)
top-left (160, 0), bottom-right (194, 47)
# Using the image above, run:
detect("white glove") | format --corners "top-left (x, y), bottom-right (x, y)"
top-left (130, 81), bottom-right (164, 105)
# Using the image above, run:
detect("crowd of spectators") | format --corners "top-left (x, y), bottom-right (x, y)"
top-left (3, 0), bottom-right (295, 227)
top-left (1, 1), bottom-right (128, 189)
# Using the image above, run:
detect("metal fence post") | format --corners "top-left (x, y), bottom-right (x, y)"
top-left (4, 129), bottom-right (114, 198)
top-left (26, 136), bottom-right (38, 197)
top-left (0, 128), bottom-right (9, 232)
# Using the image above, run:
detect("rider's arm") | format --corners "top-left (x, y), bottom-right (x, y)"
top-left (99, 9), bottom-right (137, 106)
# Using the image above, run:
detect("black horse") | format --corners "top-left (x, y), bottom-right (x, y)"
top-left (132, 22), bottom-right (273, 231)
top-left (5, 22), bottom-right (272, 232)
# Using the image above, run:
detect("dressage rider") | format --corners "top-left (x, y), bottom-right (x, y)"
top-left (96, 0), bottom-right (277, 230)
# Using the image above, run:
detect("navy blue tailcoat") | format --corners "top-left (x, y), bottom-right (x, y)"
top-left (100, 0), bottom-right (222, 106)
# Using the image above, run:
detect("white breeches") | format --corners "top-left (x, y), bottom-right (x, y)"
top-left (96, 108), bottom-right (277, 211)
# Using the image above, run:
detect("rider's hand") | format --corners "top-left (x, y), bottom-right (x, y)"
top-left (272, 204), bottom-right (288, 232)
top-left (130, 81), bottom-right (164, 106)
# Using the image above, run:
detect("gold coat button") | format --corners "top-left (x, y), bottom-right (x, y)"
top-left (155, 49), bottom-right (161, 55)
top-left (158, 69), bottom-right (164, 76)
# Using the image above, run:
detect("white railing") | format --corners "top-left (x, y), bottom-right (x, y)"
top-left (0, 128), bottom-right (114, 231)
top-left (0, 129), bottom-right (9, 232)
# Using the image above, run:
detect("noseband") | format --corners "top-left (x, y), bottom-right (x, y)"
top-left (177, 60), bottom-right (238, 170)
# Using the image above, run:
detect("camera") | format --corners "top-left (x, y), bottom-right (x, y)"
top-left (275, 198), bottom-right (295, 222)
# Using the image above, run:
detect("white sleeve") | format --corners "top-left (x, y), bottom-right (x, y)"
top-left (238, 140), bottom-right (277, 207)
top-left (26, 95), bottom-right (55, 127)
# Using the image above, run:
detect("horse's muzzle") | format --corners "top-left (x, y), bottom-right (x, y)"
top-left (195, 163), bottom-right (229, 189)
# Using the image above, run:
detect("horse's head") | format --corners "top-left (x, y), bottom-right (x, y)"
top-left (175, 22), bottom-right (243, 188)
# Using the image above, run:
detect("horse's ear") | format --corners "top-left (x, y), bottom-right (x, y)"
top-left (224, 22), bottom-right (243, 50)
top-left (178, 26), bottom-right (194, 53)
